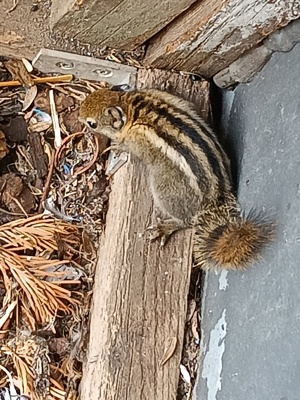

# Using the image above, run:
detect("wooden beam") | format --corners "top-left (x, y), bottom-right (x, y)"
top-left (144, 0), bottom-right (300, 77)
top-left (80, 70), bottom-right (210, 400)
top-left (50, 0), bottom-right (198, 50)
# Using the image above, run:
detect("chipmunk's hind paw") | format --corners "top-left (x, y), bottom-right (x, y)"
top-left (147, 218), bottom-right (186, 247)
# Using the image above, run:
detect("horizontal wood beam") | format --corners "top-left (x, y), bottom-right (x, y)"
top-left (50, 0), bottom-right (198, 50)
top-left (144, 0), bottom-right (300, 77)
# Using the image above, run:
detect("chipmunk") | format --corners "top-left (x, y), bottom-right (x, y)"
top-left (79, 88), bottom-right (274, 270)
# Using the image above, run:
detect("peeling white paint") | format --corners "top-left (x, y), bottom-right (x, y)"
top-left (218, 270), bottom-right (229, 291)
top-left (176, 0), bottom-right (296, 53)
top-left (202, 309), bottom-right (227, 400)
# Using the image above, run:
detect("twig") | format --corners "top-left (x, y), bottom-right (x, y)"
top-left (0, 74), bottom-right (73, 87)
top-left (49, 90), bottom-right (61, 148)
top-left (0, 207), bottom-right (30, 216)
top-left (0, 300), bottom-right (17, 330)
top-left (7, 194), bottom-right (28, 218)
top-left (0, 365), bottom-right (14, 383)
top-left (38, 149), bottom-right (55, 214)
top-left (44, 198), bottom-right (80, 223)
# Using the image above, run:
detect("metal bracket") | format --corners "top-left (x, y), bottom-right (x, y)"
top-left (32, 49), bottom-right (137, 88)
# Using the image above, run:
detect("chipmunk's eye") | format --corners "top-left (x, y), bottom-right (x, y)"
top-left (86, 118), bottom-right (97, 130)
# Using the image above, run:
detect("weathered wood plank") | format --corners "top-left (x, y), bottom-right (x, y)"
top-left (144, 0), bottom-right (300, 77)
top-left (80, 70), bottom-right (210, 400)
top-left (50, 0), bottom-right (198, 50)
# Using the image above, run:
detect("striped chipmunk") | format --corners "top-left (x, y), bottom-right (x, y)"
top-left (79, 88), bottom-right (274, 270)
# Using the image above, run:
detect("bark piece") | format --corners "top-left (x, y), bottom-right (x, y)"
top-left (80, 159), bottom-right (193, 400)
top-left (213, 45), bottom-right (273, 89)
top-left (27, 131), bottom-right (48, 179)
top-left (0, 116), bottom-right (28, 143)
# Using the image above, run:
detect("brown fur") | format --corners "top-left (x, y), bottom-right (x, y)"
top-left (79, 88), bottom-right (275, 270)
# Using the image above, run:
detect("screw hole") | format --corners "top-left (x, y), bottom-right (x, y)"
top-left (55, 62), bottom-right (75, 70)
top-left (93, 69), bottom-right (113, 77)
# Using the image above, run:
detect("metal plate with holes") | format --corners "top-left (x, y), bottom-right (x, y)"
top-left (32, 49), bottom-right (137, 88)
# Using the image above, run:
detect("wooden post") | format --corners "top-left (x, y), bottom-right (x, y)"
top-left (80, 70), bottom-right (210, 400)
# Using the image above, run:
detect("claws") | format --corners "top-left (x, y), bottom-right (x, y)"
top-left (146, 218), bottom-right (172, 247)
top-left (146, 217), bottom-right (185, 246)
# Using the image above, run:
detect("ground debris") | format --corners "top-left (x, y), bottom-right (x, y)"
top-left (177, 268), bottom-right (203, 400)
top-left (0, 131), bottom-right (8, 159)
top-left (0, 58), bottom-right (109, 400)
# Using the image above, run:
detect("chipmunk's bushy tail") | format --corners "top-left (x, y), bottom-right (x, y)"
top-left (193, 210), bottom-right (275, 270)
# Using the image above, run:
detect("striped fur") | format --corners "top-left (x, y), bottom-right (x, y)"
top-left (79, 88), bottom-right (274, 270)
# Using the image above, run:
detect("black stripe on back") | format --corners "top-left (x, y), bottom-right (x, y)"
top-left (130, 93), bottom-right (228, 192)
top-left (154, 126), bottom-right (209, 192)
top-left (132, 96), bottom-right (149, 121)
top-left (149, 93), bottom-right (231, 179)
top-left (157, 106), bottom-right (225, 191)
top-left (177, 106), bottom-right (231, 177)
top-left (131, 95), bottom-right (144, 108)
top-left (131, 98), bottom-right (209, 190)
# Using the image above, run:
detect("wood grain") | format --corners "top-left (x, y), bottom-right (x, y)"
top-left (80, 70), bottom-right (210, 400)
top-left (50, 0), bottom-right (198, 50)
top-left (144, 0), bottom-right (300, 77)
top-left (137, 68), bottom-right (211, 121)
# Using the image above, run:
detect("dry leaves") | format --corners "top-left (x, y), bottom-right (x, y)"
top-left (177, 269), bottom-right (202, 400)
top-left (0, 130), bottom-right (8, 159)
top-left (22, 85), bottom-right (38, 111)
top-left (0, 116), bottom-right (28, 143)
top-left (4, 59), bottom-right (34, 88)
top-left (0, 173), bottom-right (35, 215)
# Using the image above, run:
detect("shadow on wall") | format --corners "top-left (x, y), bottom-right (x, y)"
top-left (210, 81), bottom-right (244, 194)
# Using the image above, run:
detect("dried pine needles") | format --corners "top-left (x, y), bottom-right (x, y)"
top-left (0, 214), bottom-right (82, 328)
top-left (0, 214), bottom-right (90, 399)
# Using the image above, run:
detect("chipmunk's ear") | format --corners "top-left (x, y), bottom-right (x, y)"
top-left (104, 106), bottom-right (126, 129)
